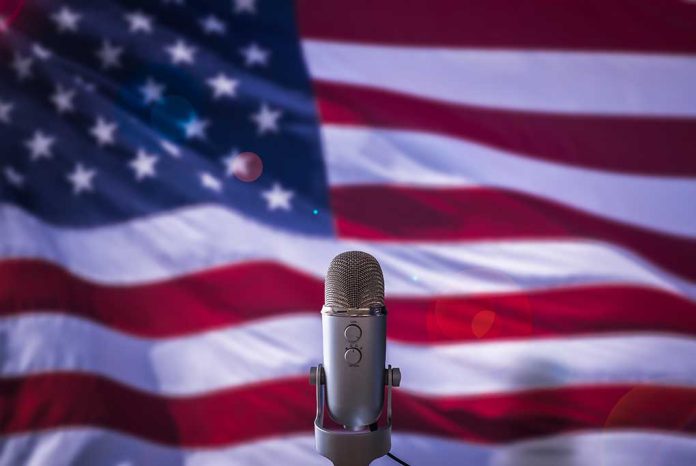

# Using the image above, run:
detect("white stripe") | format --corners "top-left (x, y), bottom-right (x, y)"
top-left (3, 314), bottom-right (695, 396)
top-left (322, 125), bottom-right (696, 238)
top-left (302, 40), bottom-right (696, 117)
top-left (2, 204), bottom-right (695, 300)
top-left (2, 428), bottom-right (695, 466)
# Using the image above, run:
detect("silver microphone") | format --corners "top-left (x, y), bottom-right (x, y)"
top-left (310, 251), bottom-right (401, 466)
top-left (323, 250), bottom-right (387, 429)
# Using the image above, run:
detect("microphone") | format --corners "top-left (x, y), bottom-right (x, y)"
top-left (324, 250), bottom-right (387, 429)
top-left (310, 251), bottom-right (401, 466)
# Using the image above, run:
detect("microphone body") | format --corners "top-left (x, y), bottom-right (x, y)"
top-left (311, 251), bottom-right (400, 466)
top-left (322, 308), bottom-right (386, 428)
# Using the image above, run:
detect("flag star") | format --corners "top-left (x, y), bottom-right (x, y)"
top-left (240, 43), bottom-right (269, 67)
top-left (124, 11), bottom-right (153, 33)
top-left (139, 77), bottom-right (165, 104)
top-left (251, 103), bottom-right (282, 135)
top-left (234, 0), bottom-right (257, 14)
top-left (25, 130), bottom-right (56, 161)
top-left (206, 73), bottom-right (239, 99)
top-left (32, 43), bottom-right (53, 60)
top-left (165, 39), bottom-right (196, 65)
top-left (90, 117), bottom-right (118, 146)
top-left (262, 183), bottom-right (294, 211)
top-left (160, 139), bottom-right (181, 158)
top-left (0, 100), bottom-right (12, 123)
top-left (129, 149), bottom-right (159, 180)
top-left (182, 115), bottom-right (209, 140)
top-left (96, 40), bottom-right (123, 70)
top-left (74, 75), bottom-right (96, 93)
top-left (51, 85), bottom-right (76, 114)
top-left (199, 172), bottom-right (222, 192)
top-left (4, 166), bottom-right (24, 188)
top-left (11, 53), bottom-right (34, 81)
top-left (200, 15), bottom-right (226, 35)
top-left (67, 163), bottom-right (96, 194)
top-left (51, 6), bottom-right (82, 33)
top-left (221, 148), bottom-right (240, 177)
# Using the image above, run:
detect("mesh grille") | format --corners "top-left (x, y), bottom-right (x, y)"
top-left (325, 251), bottom-right (385, 308)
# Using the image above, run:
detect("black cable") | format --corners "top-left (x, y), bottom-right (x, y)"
top-left (368, 424), bottom-right (410, 464)
top-left (386, 452), bottom-right (410, 465)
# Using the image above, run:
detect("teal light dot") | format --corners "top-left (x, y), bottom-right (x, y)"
top-left (312, 209), bottom-right (319, 215)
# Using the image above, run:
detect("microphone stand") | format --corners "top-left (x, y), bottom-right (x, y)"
top-left (310, 364), bottom-right (401, 466)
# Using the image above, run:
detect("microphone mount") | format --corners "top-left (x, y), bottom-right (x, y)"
top-left (309, 364), bottom-right (401, 466)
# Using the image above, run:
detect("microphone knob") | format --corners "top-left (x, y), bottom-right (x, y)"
top-left (344, 324), bottom-right (362, 342)
top-left (344, 348), bottom-right (362, 365)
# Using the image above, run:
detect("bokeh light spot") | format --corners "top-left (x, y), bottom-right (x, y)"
top-left (427, 264), bottom-right (533, 341)
top-left (232, 151), bottom-right (263, 182)
top-left (0, 0), bottom-right (25, 31)
top-left (471, 310), bottom-right (496, 338)
top-left (149, 95), bottom-right (195, 141)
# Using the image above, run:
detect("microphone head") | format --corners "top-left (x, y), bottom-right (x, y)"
top-left (325, 251), bottom-right (384, 308)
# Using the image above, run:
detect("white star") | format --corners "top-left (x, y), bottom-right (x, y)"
top-left (139, 77), bottom-right (165, 104)
top-left (90, 117), bottom-right (118, 146)
top-left (4, 167), bottom-right (24, 188)
top-left (262, 183), bottom-right (294, 211)
top-left (200, 15), bottom-right (226, 35)
top-left (96, 40), bottom-right (123, 70)
top-left (124, 11), bottom-right (153, 33)
top-left (182, 115), bottom-right (209, 140)
top-left (221, 148), bottom-right (240, 177)
top-left (51, 85), bottom-right (76, 114)
top-left (199, 172), bottom-right (222, 192)
top-left (32, 43), bottom-right (53, 60)
top-left (11, 53), bottom-right (33, 81)
top-left (0, 100), bottom-right (12, 124)
top-left (51, 6), bottom-right (82, 33)
top-left (206, 73), bottom-right (239, 99)
top-left (25, 130), bottom-right (56, 161)
top-left (160, 139), bottom-right (181, 158)
top-left (240, 43), bottom-right (269, 67)
top-left (73, 75), bottom-right (96, 93)
top-left (251, 103), bottom-right (282, 135)
top-left (129, 149), bottom-right (159, 180)
top-left (67, 163), bottom-right (96, 194)
top-left (165, 39), bottom-right (196, 65)
top-left (234, 0), bottom-right (257, 14)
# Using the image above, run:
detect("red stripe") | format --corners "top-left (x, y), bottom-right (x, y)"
top-left (2, 260), bottom-right (695, 341)
top-left (0, 260), bottom-right (321, 336)
top-left (2, 374), bottom-right (694, 446)
top-left (331, 186), bottom-right (696, 281)
top-left (296, 0), bottom-right (696, 53)
top-left (316, 81), bottom-right (696, 176)
top-left (392, 287), bottom-right (696, 343)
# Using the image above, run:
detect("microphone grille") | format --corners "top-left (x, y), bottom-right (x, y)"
top-left (325, 251), bottom-right (385, 308)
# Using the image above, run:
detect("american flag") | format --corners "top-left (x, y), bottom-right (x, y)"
top-left (1, 0), bottom-right (695, 464)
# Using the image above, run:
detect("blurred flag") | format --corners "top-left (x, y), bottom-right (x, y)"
top-left (1, 0), bottom-right (695, 465)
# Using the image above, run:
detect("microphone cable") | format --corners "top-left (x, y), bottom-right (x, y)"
top-left (386, 452), bottom-right (411, 465)
top-left (368, 423), bottom-right (411, 465)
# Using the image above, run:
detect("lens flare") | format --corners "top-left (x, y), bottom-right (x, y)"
top-left (0, 0), bottom-right (25, 31)
top-left (426, 264), bottom-right (532, 342)
top-left (232, 151), bottom-right (263, 182)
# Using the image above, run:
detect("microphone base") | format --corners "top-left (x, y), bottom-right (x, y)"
top-left (311, 364), bottom-right (399, 466)
top-left (315, 424), bottom-right (390, 466)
